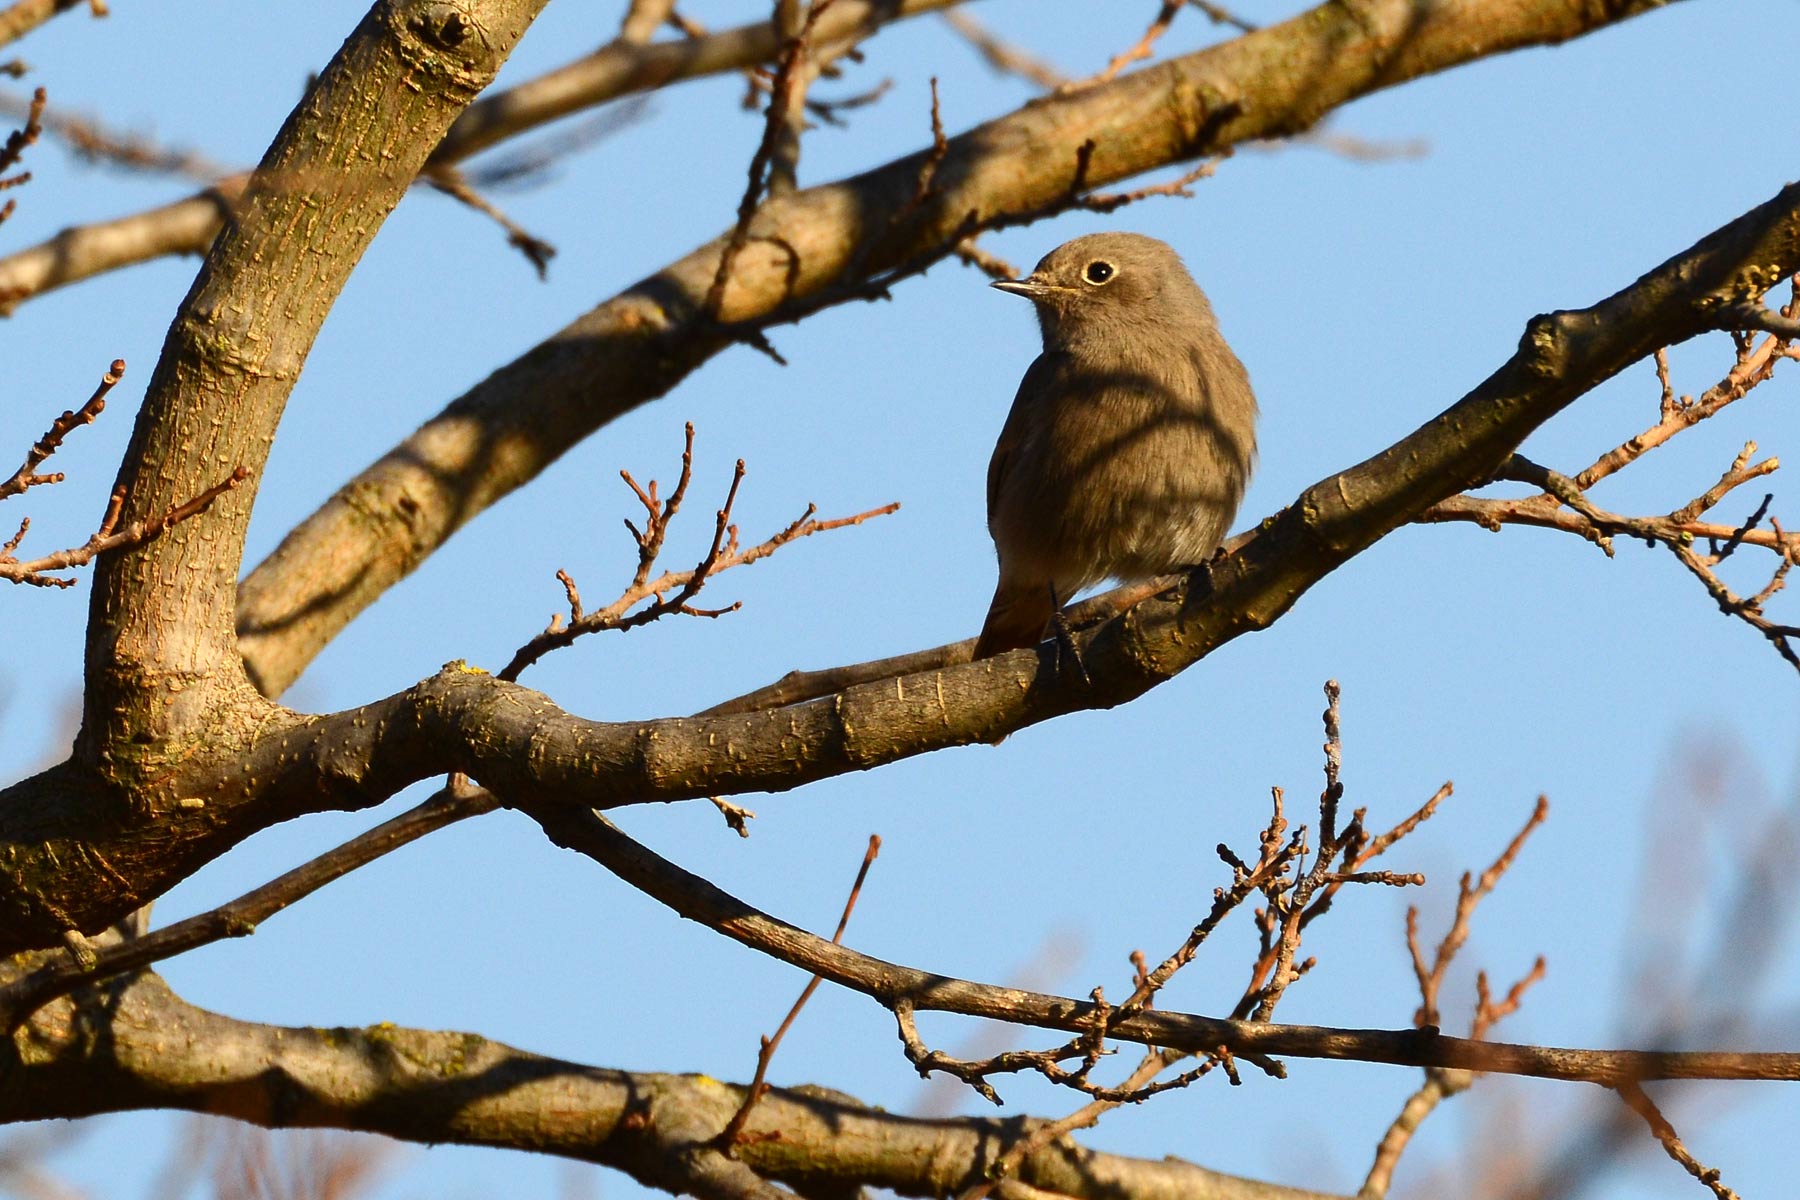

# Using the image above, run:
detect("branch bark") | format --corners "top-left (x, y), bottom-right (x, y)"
top-left (0, 0), bottom-right (89, 51)
top-left (0, 0), bottom-right (548, 952)
top-left (234, 0), bottom-right (1682, 698)
top-left (522, 804), bottom-right (1800, 1088)
top-left (6, 969), bottom-right (1343, 1200)
top-left (82, 0), bottom-right (546, 735)
top-left (0, 0), bottom-right (957, 311)
top-left (5, 171), bottom-right (1794, 954)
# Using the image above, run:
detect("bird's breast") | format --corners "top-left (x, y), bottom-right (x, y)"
top-left (994, 345), bottom-right (1255, 586)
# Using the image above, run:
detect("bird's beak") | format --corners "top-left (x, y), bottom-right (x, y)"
top-left (990, 276), bottom-right (1046, 298)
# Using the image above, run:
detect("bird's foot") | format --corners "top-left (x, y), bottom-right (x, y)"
top-left (1049, 606), bottom-right (1092, 687)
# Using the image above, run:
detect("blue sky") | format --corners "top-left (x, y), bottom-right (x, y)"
top-left (2, 2), bottom-right (1797, 1198)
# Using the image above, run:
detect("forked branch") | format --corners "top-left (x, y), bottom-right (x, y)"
top-left (498, 423), bottom-right (897, 681)
top-left (2, 359), bottom-right (251, 588)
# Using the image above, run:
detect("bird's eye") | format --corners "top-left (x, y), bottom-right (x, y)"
top-left (1083, 260), bottom-right (1115, 285)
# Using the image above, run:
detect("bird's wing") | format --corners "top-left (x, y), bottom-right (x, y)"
top-left (986, 351), bottom-right (1064, 519)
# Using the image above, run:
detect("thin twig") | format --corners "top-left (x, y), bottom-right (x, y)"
top-left (1359, 799), bottom-right (1550, 1197)
top-left (0, 81), bottom-right (39, 177)
top-left (951, 236), bottom-right (1016, 281)
top-left (940, 9), bottom-right (1066, 90)
top-left (719, 834), bottom-right (881, 1153)
top-left (1076, 154), bottom-right (1220, 213)
top-left (1418, 331), bottom-right (1798, 669)
top-left (1616, 1081), bottom-right (1740, 1200)
top-left (1187, 0), bottom-right (1257, 34)
top-left (499, 424), bottom-right (897, 680)
top-left (521, 800), bottom-right (1800, 1087)
top-left (0, 87), bottom-right (225, 180)
top-left (0, 783), bottom-right (498, 1029)
top-left (3, 467), bottom-right (249, 587)
top-left (2, 357), bottom-right (122, 501)
top-left (1066, 1), bottom-right (1182, 92)
top-left (703, 0), bottom-right (838, 328)
top-left (0, 81), bottom-right (40, 224)
top-left (423, 165), bottom-right (556, 278)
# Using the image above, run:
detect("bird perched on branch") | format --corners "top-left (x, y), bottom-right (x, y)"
top-left (975, 231), bottom-right (1258, 660)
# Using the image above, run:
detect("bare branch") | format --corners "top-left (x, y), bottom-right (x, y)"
top-left (81, 0), bottom-right (548, 714)
top-left (0, 0), bottom-right (100, 52)
top-left (8, 969), bottom-right (1346, 1200)
top-left (617, 0), bottom-right (677, 44)
top-left (0, 0), bottom-right (959, 310)
top-left (1670, 535), bottom-right (1798, 671)
top-left (497, 425), bottom-right (898, 681)
top-left (0, 358), bottom-right (256, 587)
top-left (232, 0), bottom-right (1684, 698)
top-left (1413, 796), bottom-right (1548, 1028)
top-left (703, 0), bottom-right (838, 327)
top-left (422, 164), bottom-right (556, 277)
top-left (1068, 2), bottom-right (1183, 92)
top-left (0, 783), bottom-right (497, 1029)
top-left (521, 799), bottom-right (1800, 1088)
top-left (1, 356), bottom-right (121, 502)
top-left (941, 9), bottom-right (1067, 90)
top-left (0, 80), bottom-right (40, 175)
top-left (0, 79), bottom-right (39, 226)
top-left (0, 87), bottom-right (226, 179)
top-left (1, 465), bottom-right (248, 587)
top-left (1073, 147), bottom-right (1221, 213)
top-left (1188, 0), bottom-right (1257, 34)
top-left (437, 0), bottom-right (957, 166)
top-left (1616, 1081), bottom-right (1740, 1200)
top-left (1260, 125), bottom-right (1428, 162)
top-left (1418, 329), bottom-right (1797, 669)
top-left (719, 834), bottom-right (880, 1153)
top-left (1359, 799), bottom-right (1550, 1197)
top-left (951, 234), bottom-right (1018, 280)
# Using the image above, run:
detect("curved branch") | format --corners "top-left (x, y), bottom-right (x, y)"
top-left (0, 0), bottom-right (958, 310)
top-left (6, 970), bottom-right (1344, 1200)
top-left (234, 0), bottom-right (1681, 698)
top-left (8, 175), bottom-right (1797, 952)
top-left (526, 803), bottom-right (1800, 1088)
top-left (0, 0), bottom-right (549, 955)
top-left (82, 0), bottom-right (547, 732)
top-left (434, 0), bottom-right (961, 166)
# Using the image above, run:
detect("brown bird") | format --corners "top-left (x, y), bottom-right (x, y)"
top-left (975, 232), bottom-right (1258, 659)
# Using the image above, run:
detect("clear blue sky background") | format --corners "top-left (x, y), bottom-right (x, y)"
top-left (2, 3), bottom-right (1797, 1198)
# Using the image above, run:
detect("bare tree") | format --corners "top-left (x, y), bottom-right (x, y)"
top-left (0, 2), bottom-right (1796, 1199)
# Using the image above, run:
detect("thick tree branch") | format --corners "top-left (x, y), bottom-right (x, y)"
top-left (0, 0), bottom-right (959, 310)
top-left (234, 0), bottom-right (1680, 699)
top-left (0, 0), bottom-right (548, 953)
top-left (8, 175), bottom-right (1798, 951)
top-left (82, 0), bottom-right (547, 735)
top-left (5, 970), bottom-right (1343, 1200)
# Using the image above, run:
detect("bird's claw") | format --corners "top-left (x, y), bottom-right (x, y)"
top-left (1050, 606), bottom-right (1093, 687)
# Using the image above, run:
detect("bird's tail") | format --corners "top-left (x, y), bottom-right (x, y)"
top-left (974, 578), bottom-right (1054, 659)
